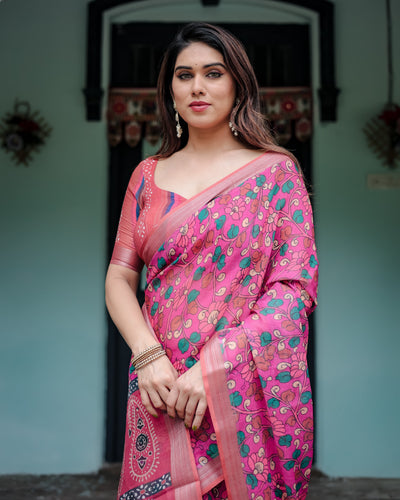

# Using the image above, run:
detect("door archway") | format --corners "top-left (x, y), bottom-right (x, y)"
top-left (84, 0), bottom-right (339, 121)
top-left (88, 0), bottom-right (331, 462)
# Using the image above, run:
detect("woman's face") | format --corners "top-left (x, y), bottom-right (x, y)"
top-left (171, 42), bottom-right (236, 134)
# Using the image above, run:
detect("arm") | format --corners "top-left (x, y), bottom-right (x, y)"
top-left (105, 263), bottom-right (154, 353)
top-left (105, 264), bottom-right (178, 417)
top-left (106, 163), bottom-right (180, 417)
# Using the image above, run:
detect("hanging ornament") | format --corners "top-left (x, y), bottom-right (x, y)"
top-left (364, 0), bottom-right (400, 168)
top-left (124, 120), bottom-right (142, 147)
top-left (145, 120), bottom-right (162, 146)
top-left (108, 120), bottom-right (122, 147)
top-left (295, 117), bottom-right (312, 142)
top-left (274, 119), bottom-right (291, 145)
top-left (0, 100), bottom-right (52, 166)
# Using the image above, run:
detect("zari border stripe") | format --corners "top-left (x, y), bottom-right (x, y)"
top-left (201, 336), bottom-right (249, 500)
top-left (164, 415), bottom-right (202, 500)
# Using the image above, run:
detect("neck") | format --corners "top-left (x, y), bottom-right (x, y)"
top-left (184, 123), bottom-right (241, 156)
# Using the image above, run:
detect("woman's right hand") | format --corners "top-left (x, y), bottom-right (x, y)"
top-left (136, 354), bottom-right (178, 418)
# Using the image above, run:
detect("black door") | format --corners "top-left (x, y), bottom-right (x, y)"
top-left (106, 22), bottom-right (312, 462)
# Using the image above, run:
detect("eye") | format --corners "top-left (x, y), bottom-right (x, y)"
top-left (176, 72), bottom-right (192, 80)
top-left (207, 71), bottom-right (222, 78)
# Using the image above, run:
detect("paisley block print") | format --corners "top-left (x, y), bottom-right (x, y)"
top-left (116, 154), bottom-right (318, 499)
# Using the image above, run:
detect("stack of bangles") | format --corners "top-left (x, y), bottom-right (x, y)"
top-left (133, 344), bottom-right (166, 371)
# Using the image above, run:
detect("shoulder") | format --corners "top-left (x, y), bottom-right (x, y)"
top-left (128, 157), bottom-right (157, 188)
top-left (265, 153), bottom-right (310, 204)
top-left (262, 150), bottom-right (293, 165)
top-left (262, 151), bottom-right (301, 176)
top-left (255, 152), bottom-right (308, 196)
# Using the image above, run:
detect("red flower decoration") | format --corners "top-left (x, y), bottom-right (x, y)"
top-left (0, 100), bottom-right (51, 166)
top-left (112, 99), bottom-right (127, 115)
top-left (281, 99), bottom-right (296, 113)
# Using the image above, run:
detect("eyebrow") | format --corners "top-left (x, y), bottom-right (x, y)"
top-left (174, 62), bottom-right (227, 72)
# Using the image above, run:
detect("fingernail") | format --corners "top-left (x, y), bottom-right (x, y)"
top-left (184, 423), bottom-right (189, 429)
top-left (192, 426), bottom-right (197, 431)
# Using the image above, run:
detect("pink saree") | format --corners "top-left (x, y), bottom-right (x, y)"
top-left (117, 153), bottom-right (318, 500)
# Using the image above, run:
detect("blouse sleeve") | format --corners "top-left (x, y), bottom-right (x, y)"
top-left (110, 164), bottom-right (145, 273)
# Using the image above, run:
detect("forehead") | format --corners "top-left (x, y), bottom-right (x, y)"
top-left (174, 42), bottom-right (224, 67)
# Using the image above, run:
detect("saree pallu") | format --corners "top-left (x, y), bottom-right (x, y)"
top-left (118, 153), bottom-right (318, 500)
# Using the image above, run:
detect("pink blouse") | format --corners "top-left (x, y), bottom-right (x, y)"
top-left (110, 157), bottom-right (186, 272)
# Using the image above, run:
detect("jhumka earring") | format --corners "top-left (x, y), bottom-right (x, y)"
top-left (173, 101), bottom-right (183, 138)
top-left (229, 121), bottom-right (238, 136)
top-left (229, 98), bottom-right (240, 136)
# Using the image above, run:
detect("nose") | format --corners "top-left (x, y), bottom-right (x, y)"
top-left (190, 74), bottom-right (205, 96)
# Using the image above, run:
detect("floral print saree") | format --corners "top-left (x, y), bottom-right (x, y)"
top-left (117, 152), bottom-right (318, 500)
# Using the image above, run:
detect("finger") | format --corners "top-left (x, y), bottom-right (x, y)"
top-left (192, 399), bottom-right (207, 431)
top-left (174, 391), bottom-right (189, 420)
top-left (140, 389), bottom-right (158, 418)
top-left (158, 386), bottom-right (172, 408)
top-left (183, 397), bottom-right (198, 428)
top-left (148, 389), bottom-right (167, 412)
top-left (166, 386), bottom-right (179, 418)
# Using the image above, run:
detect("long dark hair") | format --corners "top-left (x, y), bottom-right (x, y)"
top-left (156, 22), bottom-right (294, 162)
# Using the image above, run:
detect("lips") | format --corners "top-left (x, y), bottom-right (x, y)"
top-left (189, 101), bottom-right (210, 112)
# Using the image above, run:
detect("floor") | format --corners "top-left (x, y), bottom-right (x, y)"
top-left (1, 466), bottom-right (400, 499)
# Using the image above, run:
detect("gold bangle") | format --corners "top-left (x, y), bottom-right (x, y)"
top-left (135, 350), bottom-right (166, 371)
top-left (133, 344), bottom-right (163, 366)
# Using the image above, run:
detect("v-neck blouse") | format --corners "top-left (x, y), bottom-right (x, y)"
top-left (111, 157), bottom-right (186, 272)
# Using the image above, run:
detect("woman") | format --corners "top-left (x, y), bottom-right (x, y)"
top-left (106, 22), bottom-right (318, 500)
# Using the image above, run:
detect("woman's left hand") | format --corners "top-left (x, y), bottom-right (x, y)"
top-left (166, 361), bottom-right (207, 430)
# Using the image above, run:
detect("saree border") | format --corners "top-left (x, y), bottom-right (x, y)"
top-left (142, 152), bottom-right (286, 265)
top-left (163, 415), bottom-right (202, 499)
top-left (201, 335), bottom-right (249, 500)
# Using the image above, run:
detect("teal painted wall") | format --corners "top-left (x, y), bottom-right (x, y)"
top-left (313, 0), bottom-right (400, 478)
top-left (0, 0), bottom-right (399, 478)
top-left (0, 0), bottom-right (108, 473)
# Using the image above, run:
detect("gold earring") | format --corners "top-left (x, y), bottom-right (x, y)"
top-left (229, 98), bottom-right (240, 136)
top-left (229, 121), bottom-right (238, 136)
top-left (173, 100), bottom-right (182, 138)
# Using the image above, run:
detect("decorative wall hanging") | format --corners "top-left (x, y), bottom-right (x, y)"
top-left (364, 0), bottom-right (399, 168)
top-left (0, 100), bottom-right (52, 166)
top-left (107, 87), bottom-right (312, 147)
